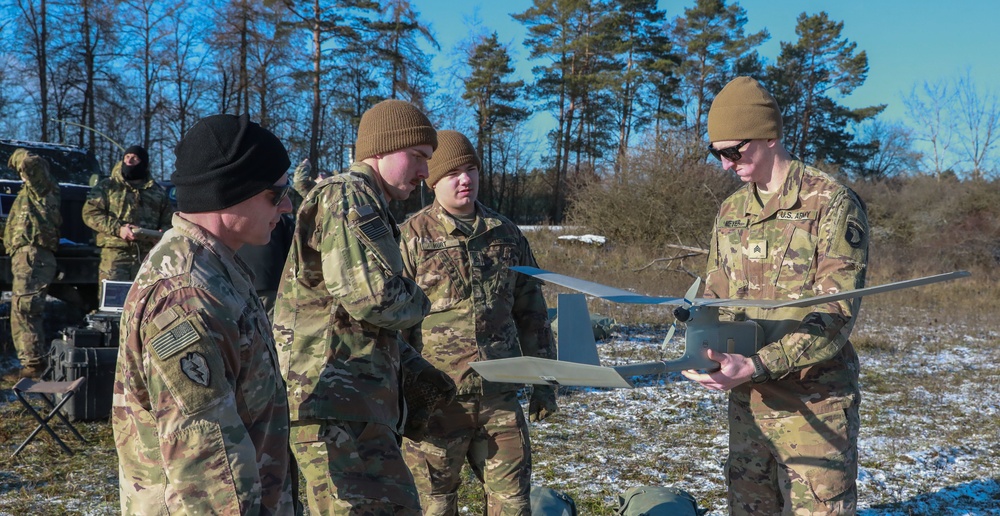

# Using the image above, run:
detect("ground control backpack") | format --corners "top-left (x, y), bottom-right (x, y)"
top-left (530, 486), bottom-right (577, 516)
top-left (617, 486), bottom-right (701, 516)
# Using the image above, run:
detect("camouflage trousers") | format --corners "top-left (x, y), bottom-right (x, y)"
top-left (291, 419), bottom-right (421, 515)
top-left (727, 399), bottom-right (859, 515)
top-left (98, 246), bottom-right (145, 302)
top-left (10, 246), bottom-right (57, 368)
top-left (403, 391), bottom-right (531, 516)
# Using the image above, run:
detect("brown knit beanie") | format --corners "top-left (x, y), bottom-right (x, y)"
top-left (426, 130), bottom-right (481, 187)
top-left (707, 76), bottom-right (783, 142)
top-left (355, 99), bottom-right (438, 161)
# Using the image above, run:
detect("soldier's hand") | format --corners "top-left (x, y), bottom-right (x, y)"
top-left (119, 224), bottom-right (137, 241)
top-left (7, 148), bottom-right (30, 171)
top-left (293, 158), bottom-right (311, 183)
top-left (417, 366), bottom-right (457, 405)
top-left (529, 386), bottom-right (558, 422)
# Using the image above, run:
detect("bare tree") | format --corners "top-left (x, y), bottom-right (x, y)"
top-left (904, 79), bottom-right (959, 179)
top-left (14, 0), bottom-right (51, 140)
top-left (954, 70), bottom-right (1000, 181)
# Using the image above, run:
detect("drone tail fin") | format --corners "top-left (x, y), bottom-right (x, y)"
top-left (554, 293), bottom-right (601, 366)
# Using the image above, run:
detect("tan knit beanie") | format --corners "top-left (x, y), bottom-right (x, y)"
top-left (355, 99), bottom-right (438, 161)
top-left (426, 130), bottom-right (481, 187)
top-left (707, 76), bottom-right (783, 142)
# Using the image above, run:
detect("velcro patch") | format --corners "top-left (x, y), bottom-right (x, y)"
top-left (722, 219), bottom-right (749, 228)
top-left (150, 320), bottom-right (201, 360)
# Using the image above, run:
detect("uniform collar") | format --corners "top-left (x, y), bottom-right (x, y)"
top-left (744, 160), bottom-right (804, 220)
top-left (346, 162), bottom-right (393, 218)
top-left (429, 200), bottom-right (501, 237)
top-left (171, 213), bottom-right (255, 293)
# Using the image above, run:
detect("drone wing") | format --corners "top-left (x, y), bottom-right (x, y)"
top-left (512, 266), bottom-right (686, 305)
top-left (695, 270), bottom-right (971, 309)
top-left (516, 266), bottom-right (970, 310)
top-left (470, 357), bottom-right (635, 388)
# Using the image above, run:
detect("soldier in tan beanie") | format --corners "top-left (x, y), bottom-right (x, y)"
top-left (398, 130), bottom-right (558, 514)
top-left (273, 99), bottom-right (456, 515)
top-left (684, 76), bottom-right (869, 515)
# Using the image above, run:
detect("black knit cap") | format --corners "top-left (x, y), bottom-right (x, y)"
top-left (121, 145), bottom-right (149, 181)
top-left (171, 114), bottom-right (290, 213)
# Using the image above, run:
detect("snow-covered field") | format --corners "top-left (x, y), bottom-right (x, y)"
top-left (2, 301), bottom-right (997, 514)
top-left (528, 307), bottom-right (1000, 515)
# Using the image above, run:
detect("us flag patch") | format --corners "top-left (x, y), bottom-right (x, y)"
top-left (150, 320), bottom-right (201, 360)
top-left (359, 217), bottom-right (389, 240)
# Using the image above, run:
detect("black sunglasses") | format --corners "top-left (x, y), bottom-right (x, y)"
top-left (267, 183), bottom-right (291, 206)
top-left (708, 139), bottom-right (752, 162)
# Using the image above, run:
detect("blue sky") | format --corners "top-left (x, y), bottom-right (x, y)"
top-left (410, 0), bottom-right (999, 125)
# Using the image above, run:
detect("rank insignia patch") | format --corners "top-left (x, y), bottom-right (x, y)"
top-left (180, 352), bottom-right (211, 387)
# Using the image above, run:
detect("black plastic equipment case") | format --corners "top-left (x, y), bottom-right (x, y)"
top-left (48, 339), bottom-right (118, 421)
top-left (58, 311), bottom-right (122, 348)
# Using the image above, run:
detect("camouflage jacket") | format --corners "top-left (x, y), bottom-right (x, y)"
top-left (399, 201), bottom-right (556, 395)
top-left (113, 213), bottom-right (295, 515)
top-left (273, 162), bottom-right (431, 429)
top-left (705, 160), bottom-right (869, 418)
top-left (3, 152), bottom-right (61, 252)
top-left (82, 161), bottom-right (173, 250)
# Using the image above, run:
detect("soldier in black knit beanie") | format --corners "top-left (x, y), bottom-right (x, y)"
top-left (273, 99), bottom-right (456, 515)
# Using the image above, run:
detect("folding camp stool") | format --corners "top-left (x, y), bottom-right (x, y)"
top-left (10, 377), bottom-right (88, 458)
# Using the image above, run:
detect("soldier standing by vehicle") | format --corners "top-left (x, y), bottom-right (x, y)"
top-left (82, 145), bottom-right (173, 302)
top-left (3, 149), bottom-right (60, 380)
top-left (273, 99), bottom-right (455, 515)
top-left (112, 114), bottom-right (297, 514)
top-left (398, 130), bottom-right (558, 515)
top-left (682, 77), bottom-right (869, 515)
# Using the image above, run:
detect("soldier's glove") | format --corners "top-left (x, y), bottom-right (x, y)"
top-left (293, 158), bottom-right (311, 183)
top-left (402, 366), bottom-right (457, 441)
top-left (7, 148), bottom-right (30, 171)
top-left (529, 385), bottom-right (558, 422)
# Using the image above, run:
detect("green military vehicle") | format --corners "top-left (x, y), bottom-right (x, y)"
top-left (0, 139), bottom-right (102, 313)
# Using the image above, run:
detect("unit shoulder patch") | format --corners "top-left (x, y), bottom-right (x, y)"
top-left (179, 351), bottom-right (211, 387)
top-left (845, 218), bottom-right (866, 248)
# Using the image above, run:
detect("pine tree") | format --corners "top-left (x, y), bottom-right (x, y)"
top-left (463, 32), bottom-right (529, 209)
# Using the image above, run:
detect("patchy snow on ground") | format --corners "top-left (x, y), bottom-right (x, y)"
top-left (557, 234), bottom-right (607, 246)
top-left (528, 314), bottom-right (1000, 515)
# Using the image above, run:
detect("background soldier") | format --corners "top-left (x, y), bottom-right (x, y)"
top-left (2, 149), bottom-right (61, 380)
top-left (398, 130), bottom-right (558, 515)
top-left (82, 145), bottom-right (173, 301)
top-left (273, 99), bottom-right (455, 515)
top-left (112, 114), bottom-right (297, 514)
top-left (682, 77), bottom-right (869, 515)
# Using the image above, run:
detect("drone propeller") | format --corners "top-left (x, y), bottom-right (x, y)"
top-left (661, 277), bottom-right (701, 355)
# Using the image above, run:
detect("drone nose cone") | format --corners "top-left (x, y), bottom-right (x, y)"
top-left (673, 306), bottom-right (691, 322)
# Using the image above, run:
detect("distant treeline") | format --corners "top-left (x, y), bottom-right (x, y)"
top-left (0, 0), bottom-right (996, 223)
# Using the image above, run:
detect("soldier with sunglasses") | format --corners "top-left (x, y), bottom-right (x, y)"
top-left (113, 114), bottom-right (297, 514)
top-left (682, 77), bottom-right (869, 515)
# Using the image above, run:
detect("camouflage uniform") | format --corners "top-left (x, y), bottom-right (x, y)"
top-left (399, 200), bottom-right (556, 515)
top-left (112, 213), bottom-right (295, 515)
top-left (704, 161), bottom-right (869, 515)
top-left (273, 162), bottom-right (432, 514)
top-left (3, 151), bottom-right (61, 370)
top-left (82, 161), bottom-right (173, 297)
